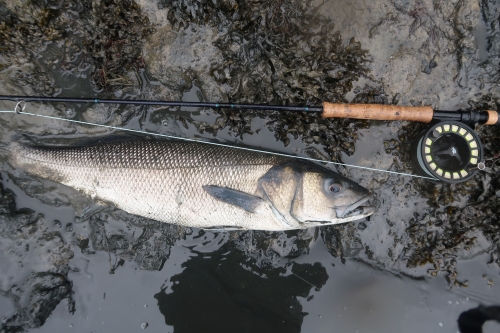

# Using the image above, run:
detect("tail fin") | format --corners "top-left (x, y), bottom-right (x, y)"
top-left (7, 133), bottom-right (37, 148)
top-left (4, 134), bottom-right (32, 168)
top-left (6, 133), bottom-right (29, 150)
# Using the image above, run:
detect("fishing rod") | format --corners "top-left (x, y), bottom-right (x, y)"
top-left (0, 95), bottom-right (498, 125)
top-left (0, 95), bottom-right (498, 183)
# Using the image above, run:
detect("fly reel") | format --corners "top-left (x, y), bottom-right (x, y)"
top-left (411, 121), bottom-right (484, 183)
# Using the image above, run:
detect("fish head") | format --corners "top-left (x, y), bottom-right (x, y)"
top-left (259, 162), bottom-right (374, 228)
top-left (292, 165), bottom-right (375, 224)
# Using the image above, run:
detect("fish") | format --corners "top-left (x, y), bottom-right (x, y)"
top-left (8, 139), bottom-right (374, 231)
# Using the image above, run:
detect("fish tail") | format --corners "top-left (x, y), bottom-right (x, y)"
top-left (6, 137), bottom-right (68, 183)
top-left (0, 134), bottom-right (18, 151)
top-left (5, 134), bottom-right (32, 168)
top-left (6, 142), bottom-right (22, 169)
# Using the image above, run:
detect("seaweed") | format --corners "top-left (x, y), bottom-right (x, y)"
top-left (0, 0), bottom-right (153, 94)
top-left (159, 0), bottom-right (373, 160)
top-left (82, 0), bottom-right (154, 91)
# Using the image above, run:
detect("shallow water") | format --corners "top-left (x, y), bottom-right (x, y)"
top-left (1, 0), bottom-right (500, 332)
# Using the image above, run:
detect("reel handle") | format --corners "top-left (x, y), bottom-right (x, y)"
top-left (322, 102), bottom-right (500, 126)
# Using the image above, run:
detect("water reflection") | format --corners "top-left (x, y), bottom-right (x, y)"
top-left (458, 305), bottom-right (500, 333)
top-left (154, 239), bottom-right (328, 333)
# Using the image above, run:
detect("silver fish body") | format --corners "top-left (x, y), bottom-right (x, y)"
top-left (9, 140), bottom-right (374, 230)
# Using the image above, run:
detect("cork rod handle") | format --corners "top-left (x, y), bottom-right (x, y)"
top-left (485, 110), bottom-right (499, 125)
top-left (322, 102), bottom-right (434, 123)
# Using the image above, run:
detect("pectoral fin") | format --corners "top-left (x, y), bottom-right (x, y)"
top-left (202, 185), bottom-right (264, 213)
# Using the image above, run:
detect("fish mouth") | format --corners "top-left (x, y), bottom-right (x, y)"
top-left (334, 194), bottom-right (375, 219)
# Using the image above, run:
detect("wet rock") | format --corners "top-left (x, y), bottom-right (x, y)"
top-left (0, 182), bottom-right (74, 280)
top-left (321, 224), bottom-right (363, 263)
top-left (139, 255), bottom-right (165, 271)
top-left (147, 0), bottom-right (373, 159)
top-left (0, 0), bottom-right (499, 309)
top-left (107, 234), bottom-right (129, 250)
top-left (357, 222), bottom-right (368, 230)
top-left (421, 58), bottom-right (438, 74)
top-left (88, 211), bottom-right (181, 271)
top-left (1, 272), bottom-right (73, 330)
top-left (0, 0), bottom-right (154, 97)
top-left (65, 223), bottom-right (73, 232)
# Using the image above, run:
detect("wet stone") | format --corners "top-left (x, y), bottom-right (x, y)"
top-left (357, 222), bottom-right (368, 230)
top-left (321, 224), bottom-right (363, 262)
top-left (421, 59), bottom-right (438, 74)
top-left (1, 272), bottom-right (73, 330)
top-left (107, 234), bottom-right (129, 250)
top-left (139, 255), bottom-right (166, 271)
top-left (147, 0), bottom-right (374, 160)
top-left (76, 237), bottom-right (90, 252)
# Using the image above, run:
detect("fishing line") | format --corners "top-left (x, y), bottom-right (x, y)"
top-left (0, 103), bottom-right (435, 180)
top-left (244, 243), bottom-right (322, 291)
top-left (0, 104), bottom-right (420, 290)
top-left (271, 259), bottom-right (322, 291)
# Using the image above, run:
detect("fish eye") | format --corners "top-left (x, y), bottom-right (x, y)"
top-left (327, 181), bottom-right (342, 193)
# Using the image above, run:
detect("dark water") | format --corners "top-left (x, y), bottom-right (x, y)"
top-left (1, 0), bottom-right (500, 332)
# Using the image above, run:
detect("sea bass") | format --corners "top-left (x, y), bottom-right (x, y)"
top-left (9, 139), bottom-right (374, 230)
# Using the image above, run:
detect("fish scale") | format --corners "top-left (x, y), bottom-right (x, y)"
top-left (9, 139), bottom-right (373, 230)
top-left (11, 140), bottom-right (294, 230)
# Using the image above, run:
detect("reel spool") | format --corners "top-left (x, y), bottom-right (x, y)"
top-left (411, 121), bottom-right (484, 183)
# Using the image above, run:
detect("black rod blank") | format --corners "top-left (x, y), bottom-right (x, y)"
top-left (1, 95), bottom-right (497, 126)
top-left (0, 95), bottom-right (323, 113)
